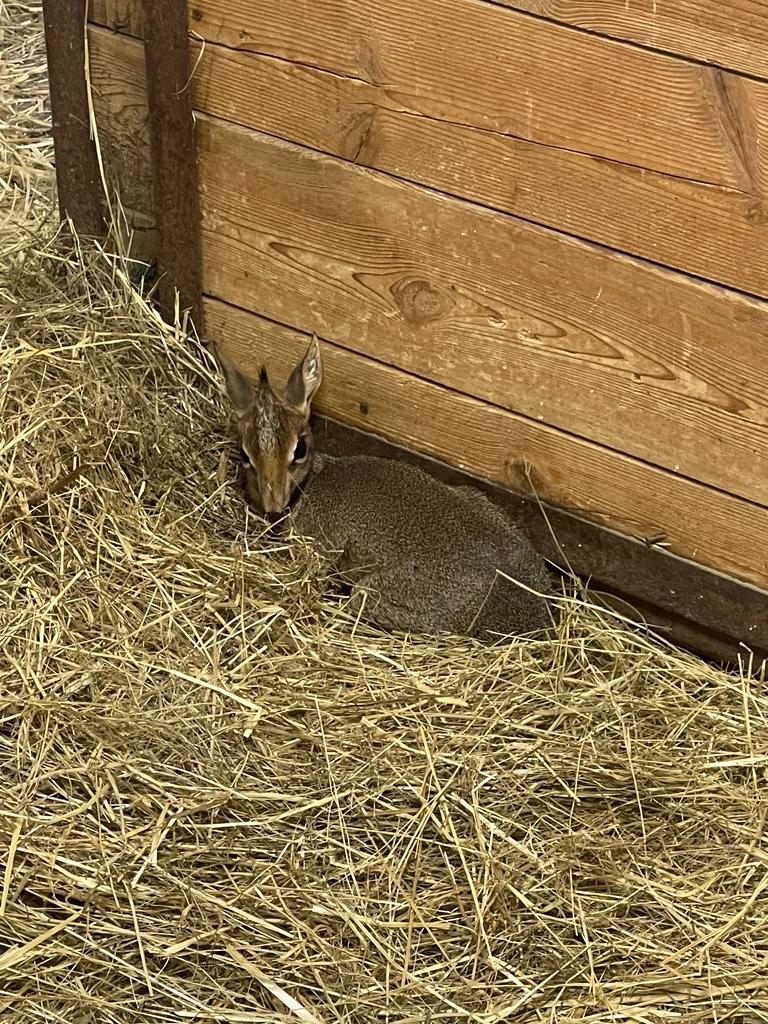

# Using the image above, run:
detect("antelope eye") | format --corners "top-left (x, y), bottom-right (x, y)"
top-left (292, 436), bottom-right (308, 463)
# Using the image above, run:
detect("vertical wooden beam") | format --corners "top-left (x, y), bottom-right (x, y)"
top-left (140, 0), bottom-right (204, 333)
top-left (42, 0), bottom-right (104, 237)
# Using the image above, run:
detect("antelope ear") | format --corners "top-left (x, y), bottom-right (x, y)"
top-left (218, 354), bottom-right (256, 415)
top-left (285, 335), bottom-right (323, 412)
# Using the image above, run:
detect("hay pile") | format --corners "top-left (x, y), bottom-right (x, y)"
top-left (3, 5), bottom-right (768, 1023)
top-left (0, 0), bottom-right (55, 240)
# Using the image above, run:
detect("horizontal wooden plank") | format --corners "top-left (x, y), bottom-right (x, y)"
top-left (183, 33), bottom-right (768, 299)
top-left (205, 296), bottom-right (768, 591)
top-left (89, 0), bottom-right (768, 195)
top-left (500, 1), bottom-right (768, 80)
top-left (193, 116), bottom-right (768, 508)
top-left (89, 0), bottom-right (768, 85)
top-left (88, 25), bottom-right (768, 298)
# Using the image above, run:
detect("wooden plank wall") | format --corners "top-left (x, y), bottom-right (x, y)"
top-left (85, 0), bottom-right (768, 595)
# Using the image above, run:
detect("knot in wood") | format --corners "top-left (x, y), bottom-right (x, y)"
top-left (390, 277), bottom-right (453, 326)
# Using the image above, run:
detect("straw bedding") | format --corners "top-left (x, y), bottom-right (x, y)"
top-left (2, 4), bottom-right (768, 1022)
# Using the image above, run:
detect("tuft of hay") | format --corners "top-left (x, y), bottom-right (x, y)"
top-left (3, 5), bottom-right (768, 1023)
top-left (0, 1), bottom-right (55, 243)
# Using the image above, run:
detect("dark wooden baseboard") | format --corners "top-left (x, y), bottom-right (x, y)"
top-left (316, 416), bottom-right (768, 666)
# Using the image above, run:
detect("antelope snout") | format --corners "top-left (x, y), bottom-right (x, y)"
top-left (259, 479), bottom-right (291, 517)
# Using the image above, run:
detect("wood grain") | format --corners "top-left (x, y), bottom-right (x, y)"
top-left (88, 0), bottom-right (768, 194)
top-left (87, 20), bottom-right (768, 297)
top-left (205, 296), bottom-right (768, 590)
top-left (89, 28), bottom-right (153, 214)
top-left (183, 33), bottom-right (768, 298)
top-left (192, 116), bottom-right (768, 508)
top-left (87, 0), bottom-right (768, 85)
top-left (140, 0), bottom-right (203, 331)
top-left (502, 1), bottom-right (768, 80)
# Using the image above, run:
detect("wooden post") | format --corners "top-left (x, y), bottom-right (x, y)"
top-left (140, 0), bottom-right (204, 334)
top-left (42, 0), bottom-right (104, 237)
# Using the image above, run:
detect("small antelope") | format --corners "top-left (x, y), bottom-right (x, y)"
top-left (219, 338), bottom-right (554, 638)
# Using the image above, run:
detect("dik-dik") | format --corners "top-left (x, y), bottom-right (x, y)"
top-left (219, 338), bottom-right (554, 638)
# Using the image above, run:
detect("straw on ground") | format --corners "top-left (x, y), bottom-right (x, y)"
top-left (2, 4), bottom-right (768, 1022)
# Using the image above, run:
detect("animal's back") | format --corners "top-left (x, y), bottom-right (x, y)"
top-left (293, 455), bottom-right (553, 637)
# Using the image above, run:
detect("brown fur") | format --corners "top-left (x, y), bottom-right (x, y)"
top-left (218, 339), bottom-right (555, 638)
